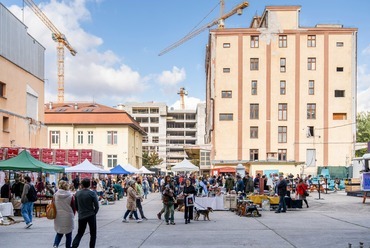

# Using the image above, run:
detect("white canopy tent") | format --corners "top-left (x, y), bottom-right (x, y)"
top-left (171, 159), bottom-right (199, 172)
top-left (65, 159), bottom-right (108, 173)
top-left (120, 164), bottom-right (140, 173)
top-left (138, 166), bottom-right (155, 174)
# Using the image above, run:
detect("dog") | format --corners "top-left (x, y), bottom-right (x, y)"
top-left (194, 207), bottom-right (213, 221)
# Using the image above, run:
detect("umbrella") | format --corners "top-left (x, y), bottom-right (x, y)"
top-left (110, 165), bottom-right (133, 175)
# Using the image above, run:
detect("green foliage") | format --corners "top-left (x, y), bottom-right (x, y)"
top-left (142, 151), bottom-right (163, 168)
top-left (356, 111), bottom-right (370, 157)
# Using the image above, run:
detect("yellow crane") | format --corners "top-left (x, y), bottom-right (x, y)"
top-left (158, 1), bottom-right (249, 56)
top-left (24, 0), bottom-right (77, 103)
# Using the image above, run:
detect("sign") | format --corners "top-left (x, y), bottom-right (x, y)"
top-left (361, 172), bottom-right (370, 191)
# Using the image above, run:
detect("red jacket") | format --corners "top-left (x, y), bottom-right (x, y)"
top-left (296, 183), bottom-right (308, 196)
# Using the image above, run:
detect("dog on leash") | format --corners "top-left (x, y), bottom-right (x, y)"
top-left (194, 207), bottom-right (213, 221)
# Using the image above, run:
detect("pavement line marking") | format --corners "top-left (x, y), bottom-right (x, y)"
top-left (320, 214), bottom-right (370, 230)
top-left (254, 217), bottom-right (298, 248)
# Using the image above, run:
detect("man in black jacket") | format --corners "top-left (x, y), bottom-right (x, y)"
top-left (72, 178), bottom-right (99, 248)
top-left (275, 174), bottom-right (287, 213)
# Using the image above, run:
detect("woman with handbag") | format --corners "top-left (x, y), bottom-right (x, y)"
top-left (296, 178), bottom-right (309, 208)
top-left (183, 178), bottom-right (196, 224)
top-left (53, 180), bottom-right (75, 248)
top-left (122, 180), bottom-right (142, 223)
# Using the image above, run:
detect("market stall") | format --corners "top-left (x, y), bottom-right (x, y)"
top-left (195, 195), bottom-right (225, 210)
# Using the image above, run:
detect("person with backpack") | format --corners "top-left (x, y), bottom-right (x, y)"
top-left (21, 175), bottom-right (37, 228)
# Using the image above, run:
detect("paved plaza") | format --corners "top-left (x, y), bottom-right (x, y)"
top-left (1, 190), bottom-right (370, 248)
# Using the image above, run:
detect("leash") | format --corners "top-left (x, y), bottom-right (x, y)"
top-left (194, 196), bottom-right (209, 210)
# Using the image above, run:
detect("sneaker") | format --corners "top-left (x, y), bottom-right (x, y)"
top-left (157, 213), bottom-right (161, 220)
top-left (142, 217), bottom-right (148, 220)
top-left (129, 216), bottom-right (134, 220)
top-left (170, 222), bottom-right (176, 225)
top-left (122, 219), bottom-right (128, 223)
top-left (166, 221), bottom-right (169, 225)
top-left (137, 219), bottom-right (142, 223)
top-left (53, 246), bottom-right (58, 248)
top-left (25, 222), bottom-right (33, 228)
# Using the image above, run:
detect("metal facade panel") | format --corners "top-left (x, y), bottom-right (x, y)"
top-left (0, 4), bottom-right (45, 80)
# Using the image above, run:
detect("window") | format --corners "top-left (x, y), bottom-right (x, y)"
top-left (278, 126), bottom-right (287, 143)
top-left (223, 43), bottom-right (230, 48)
top-left (308, 80), bottom-right (315, 95)
top-left (250, 126), bottom-right (258, 139)
top-left (136, 117), bottom-right (149, 123)
top-left (335, 90), bottom-right (345, 97)
top-left (333, 113), bottom-right (347, 120)
top-left (219, 113), bottom-right (233, 121)
top-left (77, 131), bottom-right (83, 144)
top-left (107, 154), bottom-right (117, 168)
top-left (280, 81), bottom-right (286, 95)
top-left (223, 68), bottom-right (230, 73)
top-left (250, 149), bottom-right (259, 161)
top-left (221, 91), bottom-right (232, 98)
top-left (150, 108), bottom-right (159, 114)
top-left (133, 108), bottom-right (148, 114)
top-left (250, 36), bottom-right (259, 48)
top-left (142, 136), bottom-right (148, 143)
top-left (51, 131), bottom-right (60, 145)
top-left (150, 117), bottom-right (159, 123)
top-left (143, 127), bottom-right (148, 133)
top-left (307, 126), bottom-right (314, 137)
top-left (278, 103), bottom-right (287, 121)
top-left (2, 117), bottom-right (9, 132)
top-left (251, 81), bottom-right (257, 95)
top-left (306, 149), bottom-right (316, 167)
top-left (279, 35), bottom-right (287, 48)
top-left (250, 58), bottom-right (259, 70)
top-left (307, 104), bottom-right (316, 119)
top-left (336, 42), bottom-right (344, 47)
top-left (250, 104), bottom-right (259, 119)
top-left (0, 82), bottom-right (5, 97)
top-left (65, 131), bottom-right (68, 143)
top-left (26, 85), bottom-right (38, 120)
top-left (280, 58), bottom-right (286, 72)
top-left (150, 127), bottom-right (159, 133)
top-left (307, 35), bottom-right (316, 47)
top-left (278, 149), bottom-right (287, 161)
top-left (152, 136), bottom-right (159, 143)
top-left (336, 67), bottom-right (344, 72)
top-left (88, 131), bottom-right (94, 144)
top-left (107, 131), bottom-right (118, 145)
top-left (308, 57), bottom-right (316, 70)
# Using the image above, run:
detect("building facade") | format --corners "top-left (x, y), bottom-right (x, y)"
top-left (0, 3), bottom-right (47, 149)
top-left (205, 6), bottom-right (357, 176)
top-left (44, 102), bottom-right (145, 170)
top-left (119, 102), bottom-right (208, 171)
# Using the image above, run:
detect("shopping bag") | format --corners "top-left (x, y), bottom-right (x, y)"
top-left (46, 197), bottom-right (57, 220)
top-left (186, 195), bottom-right (194, 206)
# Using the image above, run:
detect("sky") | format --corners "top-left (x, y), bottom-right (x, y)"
top-left (1, 0), bottom-right (370, 111)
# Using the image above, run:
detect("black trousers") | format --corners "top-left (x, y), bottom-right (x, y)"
top-left (184, 205), bottom-right (193, 220)
top-left (72, 214), bottom-right (97, 248)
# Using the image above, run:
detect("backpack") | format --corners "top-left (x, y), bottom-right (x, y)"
top-left (26, 185), bottom-right (38, 202)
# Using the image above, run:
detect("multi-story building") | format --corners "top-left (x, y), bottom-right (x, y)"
top-left (205, 6), bottom-right (357, 176)
top-left (118, 102), bottom-right (207, 172)
top-left (0, 3), bottom-right (47, 149)
top-left (44, 102), bottom-right (145, 170)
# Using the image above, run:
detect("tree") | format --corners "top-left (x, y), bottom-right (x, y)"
top-left (142, 151), bottom-right (163, 168)
top-left (356, 111), bottom-right (370, 157)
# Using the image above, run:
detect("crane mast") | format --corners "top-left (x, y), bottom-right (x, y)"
top-left (23, 0), bottom-right (77, 103)
top-left (159, 1), bottom-right (248, 56)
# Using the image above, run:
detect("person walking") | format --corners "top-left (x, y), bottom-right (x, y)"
top-left (122, 180), bottom-right (142, 223)
top-left (157, 175), bottom-right (172, 219)
top-left (296, 179), bottom-right (309, 208)
top-left (275, 174), bottom-right (287, 213)
top-left (128, 177), bottom-right (147, 220)
top-left (53, 180), bottom-right (75, 248)
top-left (183, 178), bottom-right (196, 224)
top-left (162, 184), bottom-right (176, 225)
top-left (20, 176), bottom-right (35, 229)
top-left (71, 178), bottom-right (99, 248)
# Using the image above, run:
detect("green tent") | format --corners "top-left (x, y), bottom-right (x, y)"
top-left (0, 150), bottom-right (64, 173)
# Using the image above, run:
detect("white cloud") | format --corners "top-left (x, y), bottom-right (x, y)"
top-left (157, 66), bottom-right (186, 86)
top-left (8, 0), bottom-right (148, 104)
top-left (170, 96), bottom-right (204, 110)
top-left (362, 44), bottom-right (370, 55)
top-left (357, 64), bottom-right (370, 112)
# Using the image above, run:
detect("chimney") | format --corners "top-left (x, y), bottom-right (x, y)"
top-left (74, 103), bottom-right (78, 110)
top-left (49, 102), bottom-right (53, 110)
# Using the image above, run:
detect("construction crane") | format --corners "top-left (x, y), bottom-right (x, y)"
top-left (177, 87), bottom-right (188, 110)
top-left (23, 0), bottom-right (77, 103)
top-left (158, 1), bottom-right (249, 56)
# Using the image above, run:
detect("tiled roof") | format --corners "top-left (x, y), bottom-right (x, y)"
top-left (44, 102), bottom-right (146, 134)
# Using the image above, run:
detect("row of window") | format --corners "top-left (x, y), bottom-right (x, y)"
top-left (221, 85), bottom-right (345, 97)
top-left (142, 136), bottom-right (159, 143)
top-left (223, 58), bottom-right (345, 72)
top-left (132, 108), bottom-right (159, 114)
top-left (250, 149), bottom-right (287, 161)
top-left (50, 131), bottom-right (118, 145)
top-left (219, 104), bottom-right (347, 121)
top-left (250, 125), bottom-right (317, 140)
top-left (223, 35), bottom-right (345, 49)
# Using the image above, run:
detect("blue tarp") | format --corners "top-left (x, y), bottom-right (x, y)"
top-left (109, 165), bottom-right (133, 175)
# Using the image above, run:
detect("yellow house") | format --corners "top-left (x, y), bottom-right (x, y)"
top-left (44, 102), bottom-right (146, 170)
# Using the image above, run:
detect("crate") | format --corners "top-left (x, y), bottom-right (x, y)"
top-left (351, 178), bottom-right (361, 184)
top-left (345, 185), bottom-right (362, 192)
top-left (6, 148), bottom-right (19, 159)
top-left (29, 148), bottom-right (41, 160)
top-left (55, 149), bottom-right (67, 157)
top-left (41, 148), bottom-right (54, 157)
top-left (41, 157), bottom-right (53, 164)
top-left (0, 148), bottom-right (4, 160)
top-left (68, 149), bottom-right (80, 157)
top-left (68, 156), bottom-right (80, 166)
top-left (55, 156), bottom-right (67, 164)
